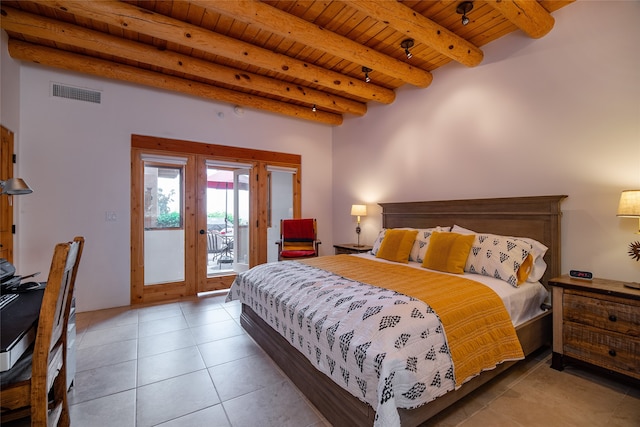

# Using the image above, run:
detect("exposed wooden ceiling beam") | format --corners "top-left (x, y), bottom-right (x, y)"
top-left (32, 0), bottom-right (395, 104)
top-left (346, 0), bottom-right (483, 67)
top-left (193, 0), bottom-right (434, 88)
top-left (0, 6), bottom-right (365, 116)
top-left (7, 40), bottom-right (343, 126)
top-left (486, 0), bottom-right (555, 39)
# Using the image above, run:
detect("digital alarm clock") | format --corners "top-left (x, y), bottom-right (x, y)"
top-left (569, 270), bottom-right (593, 280)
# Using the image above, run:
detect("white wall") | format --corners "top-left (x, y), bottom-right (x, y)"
top-left (0, 42), bottom-right (333, 311)
top-left (332, 1), bottom-right (640, 283)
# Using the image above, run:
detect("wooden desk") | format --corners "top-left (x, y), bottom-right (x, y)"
top-left (0, 289), bottom-right (45, 372)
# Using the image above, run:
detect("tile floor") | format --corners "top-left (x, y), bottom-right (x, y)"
top-left (64, 292), bottom-right (639, 427)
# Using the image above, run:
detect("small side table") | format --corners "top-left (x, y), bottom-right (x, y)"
top-left (549, 275), bottom-right (640, 381)
top-left (333, 243), bottom-right (372, 255)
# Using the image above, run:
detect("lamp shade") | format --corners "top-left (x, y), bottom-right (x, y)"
top-left (0, 178), bottom-right (33, 195)
top-left (351, 204), bottom-right (367, 217)
top-left (617, 190), bottom-right (640, 217)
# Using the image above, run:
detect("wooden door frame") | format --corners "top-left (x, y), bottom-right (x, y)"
top-left (1, 125), bottom-right (15, 262)
top-left (131, 134), bottom-right (301, 304)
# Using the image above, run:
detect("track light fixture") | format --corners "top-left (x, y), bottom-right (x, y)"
top-left (362, 66), bottom-right (372, 83)
top-left (456, 1), bottom-right (474, 26)
top-left (400, 39), bottom-right (414, 59)
top-left (312, 104), bottom-right (317, 112)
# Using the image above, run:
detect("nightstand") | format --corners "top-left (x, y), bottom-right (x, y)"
top-left (333, 243), bottom-right (373, 255)
top-left (549, 275), bottom-right (640, 381)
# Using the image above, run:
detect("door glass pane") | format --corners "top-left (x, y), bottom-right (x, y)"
top-left (233, 169), bottom-right (250, 272)
top-left (206, 167), bottom-right (236, 275)
top-left (143, 164), bottom-right (184, 285)
top-left (267, 170), bottom-right (294, 262)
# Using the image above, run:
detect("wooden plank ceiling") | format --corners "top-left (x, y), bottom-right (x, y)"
top-left (0, 0), bottom-right (574, 125)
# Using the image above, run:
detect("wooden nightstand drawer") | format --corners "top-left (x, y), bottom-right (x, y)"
top-left (564, 322), bottom-right (640, 379)
top-left (563, 291), bottom-right (640, 337)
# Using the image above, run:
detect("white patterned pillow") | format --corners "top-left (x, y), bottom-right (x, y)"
top-left (409, 226), bottom-right (451, 263)
top-left (452, 225), bottom-right (547, 283)
top-left (371, 229), bottom-right (387, 255)
top-left (464, 233), bottom-right (533, 287)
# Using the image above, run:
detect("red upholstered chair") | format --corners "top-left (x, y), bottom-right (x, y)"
top-left (276, 218), bottom-right (321, 261)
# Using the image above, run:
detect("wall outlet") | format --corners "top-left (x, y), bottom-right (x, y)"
top-left (105, 211), bottom-right (117, 222)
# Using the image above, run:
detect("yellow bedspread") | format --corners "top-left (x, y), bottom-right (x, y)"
top-left (301, 255), bottom-right (524, 386)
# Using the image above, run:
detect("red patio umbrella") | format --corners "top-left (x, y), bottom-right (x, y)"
top-left (206, 169), bottom-right (249, 232)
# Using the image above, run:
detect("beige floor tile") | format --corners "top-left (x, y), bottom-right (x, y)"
top-left (84, 307), bottom-right (138, 331)
top-left (76, 338), bottom-right (137, 371)
top-left (138, 305), bottom-right (184, 322)
top-left (223, 380), bottom-right (323, 427)
top-left (69, 389), bottom-right (136, 427)
top-left (190, 318), bottom-right (245, 344)
top-left (198, 333), bottom-right (263, 367)
top-left (137, 345), bottom-right (206, 386)
top-left (609, 392), bottom-right (640, 427)
top-left (136, 370), bottom-right (220, 427)
top-left (487, 363), bottom-right (631, 427)
top-left (154, 404), bottom-right (231, 427)
top-left (458, 406), bottom-right (525, 427)
top-left (208, 353), bottom-right (288, 401)
top-left (138, 327), bottom-right (197, 358)
top-left (138, 314), bottom-right (189, 337)
top-left (77, 322), bottom-right (138, 349)
top-left (223, 300), bottom-right (242, 319)
top-left (183, 306), bottom-right (234, 327)
top-left (180, 294), bottom-right (228, 313)
top-left (427, 394), bottom-right (487, 427)
top-left (68, 359), bottom-right (137, 405)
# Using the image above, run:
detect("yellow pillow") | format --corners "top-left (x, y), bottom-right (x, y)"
top-left (422, 232), bottom-right (475, 274)
top-left (516, 253), bottom-right (534, 284)
top-left (376, 229), bottom-right (418, 263)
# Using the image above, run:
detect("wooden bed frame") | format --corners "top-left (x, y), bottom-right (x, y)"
top-left (240, 195), bottom-right (567, 426)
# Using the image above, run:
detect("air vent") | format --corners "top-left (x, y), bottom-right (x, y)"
top-left (51, 83), bottom-right (101, 104)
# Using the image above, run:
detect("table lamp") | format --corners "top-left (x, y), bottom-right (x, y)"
top-left (351, 204), bottom-right (367, 247)
top-left (617, 190), bottom-right (640, 288)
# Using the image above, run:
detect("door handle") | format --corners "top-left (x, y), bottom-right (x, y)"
top-left (199, 229), bottom-right (205, 234)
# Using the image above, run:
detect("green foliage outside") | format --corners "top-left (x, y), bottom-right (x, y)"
top-left (157, 212), bottom-right (181, 228)
top-left (156, 188), bottom-right (181, 228)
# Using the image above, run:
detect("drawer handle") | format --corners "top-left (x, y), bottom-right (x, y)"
top-left (608, 315), bottom-right (617, 322)
top-left (608, 349), bottom-right (617, 357)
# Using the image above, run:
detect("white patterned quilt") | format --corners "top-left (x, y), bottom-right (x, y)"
top-left (227, 261), bottom-right (457, 427)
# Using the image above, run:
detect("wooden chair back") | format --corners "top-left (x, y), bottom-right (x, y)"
top-left (0, 236), bottom-right (84, 426)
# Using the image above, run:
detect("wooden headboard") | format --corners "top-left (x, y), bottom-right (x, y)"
top-left (379, 195), bottom-right (567, 287)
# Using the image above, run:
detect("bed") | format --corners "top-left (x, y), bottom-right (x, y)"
top-left (228, 195), bottom-right (567, 426)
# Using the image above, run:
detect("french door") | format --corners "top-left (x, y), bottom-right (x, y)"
top-left (131, 135), bottom-right (301, 305)
top-left (203, 162), bottom-right (251, 279)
